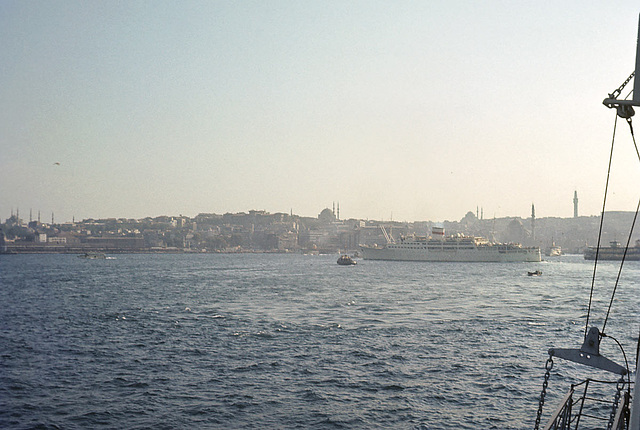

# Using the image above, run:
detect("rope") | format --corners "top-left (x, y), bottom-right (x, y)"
top-left (585, 114), bottom-right (619, 337)
top-left (601, 333), bottom-right (631, 385)
top-left (601, 117), bottom-right (639, 332)
top-left (602, 196), bottom-right (640, 334)
top-left (627, 117), bottom-right (640, 162)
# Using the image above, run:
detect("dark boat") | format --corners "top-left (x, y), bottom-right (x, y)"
top-left (527, 270), bottom-right (542, 276)
top-left (584, 240), bottom-right (640, 261)
top-left (337, 255), bottom-right (356, 265)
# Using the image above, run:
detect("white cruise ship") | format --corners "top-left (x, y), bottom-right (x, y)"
top-left (360, 227), bottom-right (541, 262)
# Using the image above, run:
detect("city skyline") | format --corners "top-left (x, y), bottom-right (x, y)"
top-left (0, 191), bottom-right (615, 225)
top-left (2, 2), bottom-right (640, 223)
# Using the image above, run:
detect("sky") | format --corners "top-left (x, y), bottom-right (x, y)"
top-left (2, 1), bottom-right (640, 223)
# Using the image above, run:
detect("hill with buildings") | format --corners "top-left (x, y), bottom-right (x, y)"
top-left (1, 207), bottom-right (638, 255)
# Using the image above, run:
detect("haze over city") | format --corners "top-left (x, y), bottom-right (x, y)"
top-left (2, 1), bottom-right (640, 223)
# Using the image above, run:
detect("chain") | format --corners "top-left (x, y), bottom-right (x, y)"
top-left (534, 355), bottom-right (554, 430)
top-left (609, 71), bottom-right (636, 100)
top-left (607, 376), bottom-right (626, 430)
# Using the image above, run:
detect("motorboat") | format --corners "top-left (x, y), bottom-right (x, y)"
top-left (78, 252), bottom-right (107, 259)
top-left (337, 255), bottom-right (357, 265)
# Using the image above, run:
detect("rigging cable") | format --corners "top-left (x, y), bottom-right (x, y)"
top-left (601, 195), bottom-right (640, 334)
top-left (602, 117), bottom-right (640, 335)
top-left (584, 114), bottom-right (619, 337)
top-left (601, 332), bottom-right (631, 388)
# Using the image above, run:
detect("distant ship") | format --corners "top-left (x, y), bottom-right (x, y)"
top-left (360, 227), bottom-right (541, 262)
top-left (583, 239), bottom-right (640, 260)
top-left (545, 242), bottom-right (562, 257)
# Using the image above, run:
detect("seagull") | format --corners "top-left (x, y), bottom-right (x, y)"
top-left (53, 162), bottom-right (60, 165)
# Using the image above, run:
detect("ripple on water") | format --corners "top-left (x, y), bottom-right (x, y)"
top-left (1, 254), bottom-right (637, 429)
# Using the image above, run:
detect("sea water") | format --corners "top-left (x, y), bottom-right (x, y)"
top-left (1, 253), bottom-right (639, 429)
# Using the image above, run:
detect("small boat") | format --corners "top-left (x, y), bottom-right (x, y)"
top-left (545, 243), bottom-right (562, 257)
top-left (78, 252), bottom-right (107, 259)
top-left (527, 270), bottom-right (542, 276)
top-left (337, 255), bottom-right (356, 265)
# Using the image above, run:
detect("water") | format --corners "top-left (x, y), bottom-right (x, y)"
top-left (1, 253), bottom-right (639, 429)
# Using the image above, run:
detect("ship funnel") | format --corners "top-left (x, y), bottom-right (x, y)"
top-left (432, 226), bottom-right (445, 240)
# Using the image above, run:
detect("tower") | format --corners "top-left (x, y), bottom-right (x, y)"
top-left (531, 203), bottom-right (536, 241)
top-left (573, 191), bottom-right (578, 218)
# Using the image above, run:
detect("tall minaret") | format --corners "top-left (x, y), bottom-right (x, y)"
top-left (573, 191), bottom-right (579, 218)
top-left (531, 203), bottom-right (536, 241)
top-left (337, 202), bottom-right (340, 221)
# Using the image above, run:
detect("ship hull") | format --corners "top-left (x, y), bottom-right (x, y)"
top-left (360, 245), bottom-right (541, 262)
top-left (584, 247), bottom-right (640, 260)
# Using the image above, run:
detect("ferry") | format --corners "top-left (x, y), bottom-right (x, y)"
top-left (360, 227), bottom-right (541, 262)
top-left (584, 239), bottom-right (640, 261)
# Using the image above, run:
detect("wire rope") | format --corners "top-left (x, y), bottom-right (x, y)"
top-left (584, 114), bottom-right (619, 337)
top-left (602, 196), bottom-right (640, 334)
top-left (601, 117), bottom-right (640, 334)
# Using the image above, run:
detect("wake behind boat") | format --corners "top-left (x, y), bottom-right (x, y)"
top-left (360, 226), bottom-right (541, 262)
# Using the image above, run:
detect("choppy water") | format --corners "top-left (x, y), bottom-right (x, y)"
top-left (1, 253), bottom-right (639, 429)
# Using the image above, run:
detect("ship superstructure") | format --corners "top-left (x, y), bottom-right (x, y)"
top-left (584, 239), bottom-right (640, 261)
top-left (360, 227), bottom-right (541, 262)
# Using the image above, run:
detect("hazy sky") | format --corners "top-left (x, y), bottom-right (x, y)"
top-left (2, 1), bottom-right (640, 223)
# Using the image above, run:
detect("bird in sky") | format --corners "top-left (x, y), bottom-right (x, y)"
top-left (53, 162), bottom-right (60, 165)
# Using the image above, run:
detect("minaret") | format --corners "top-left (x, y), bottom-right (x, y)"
top-left (337, 202), bottom-right (340, 221)
top-left (573, 191), bottom-right (579, 218)
top-left (531, 203), bottom-right (536, 241)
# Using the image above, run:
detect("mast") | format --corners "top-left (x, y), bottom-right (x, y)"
top-left (603, 13), bottom-right (640, 430)
top-left (603, 14), bottom-right (640, 116)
